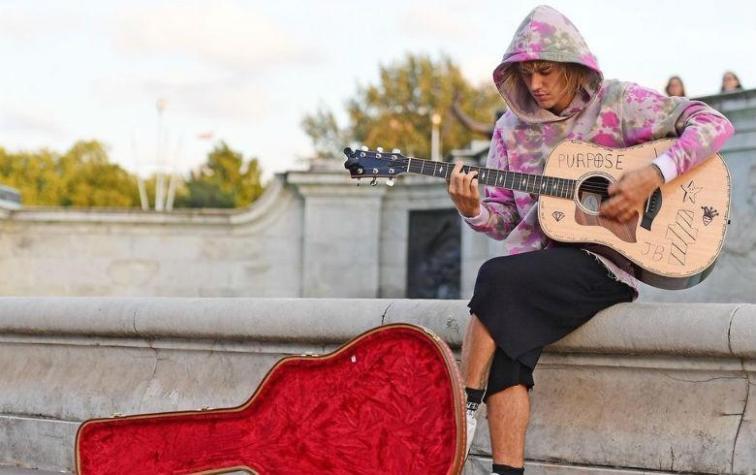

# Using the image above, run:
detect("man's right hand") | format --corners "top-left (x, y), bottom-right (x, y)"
top-left (448, 161), bottom-right (481, 218)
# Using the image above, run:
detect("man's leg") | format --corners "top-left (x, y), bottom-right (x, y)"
top-left (487, 384), bottom-right (530, 467)
top-left (461, 313), bottom-right (496, 388)
top-left (460, 313), bottom-right (497, 458)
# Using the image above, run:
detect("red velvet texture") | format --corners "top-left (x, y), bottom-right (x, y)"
top-left (77, 326), bottom-right (461, 474)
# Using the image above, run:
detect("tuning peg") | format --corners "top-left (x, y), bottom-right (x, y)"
top-left (386, 177), bottom-right (395, 187)
top-left (376, 147), bottom-right (384, 153)
top-left (392, 148), bottom-right (401, 153)
top-left (370, 177), bottom-right (378, 186)
top-left (360, 145), bottom-right (368, 151)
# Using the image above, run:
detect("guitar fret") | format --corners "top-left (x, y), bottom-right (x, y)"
top-left (396, 155), bottom-right (576, 201)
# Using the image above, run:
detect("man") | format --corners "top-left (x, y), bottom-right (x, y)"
top-left (447, 6), bottom-right (733, 475)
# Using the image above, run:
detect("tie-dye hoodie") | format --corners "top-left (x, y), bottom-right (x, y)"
top-left (464, 5), bottom-right (734, 292)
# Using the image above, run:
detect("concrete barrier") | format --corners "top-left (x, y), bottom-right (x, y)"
top-left (0, 298), bottom-right (753, 474)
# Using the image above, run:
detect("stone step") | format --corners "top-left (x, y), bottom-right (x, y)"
top-left (0, 468), bottom-right (67, 474)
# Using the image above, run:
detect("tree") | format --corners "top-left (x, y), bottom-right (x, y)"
top-left (0, 140), bottom-right (139, 207)
top-left (301, 53), bottom-right (503, 160)
top-left (174, 141), bottom-right (264, 209)
top-left (0, 140), bottom-right (265, 209)
top-left (59, 141), bottom-right (140, 207)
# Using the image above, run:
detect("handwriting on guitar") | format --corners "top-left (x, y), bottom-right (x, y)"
top-left (641, 242), bottom-right (665, 262)
top-left (557, 152), bottom-right (624, 170)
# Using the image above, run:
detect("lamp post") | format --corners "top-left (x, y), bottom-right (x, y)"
top-left (431, 112), bottom-right (442, 161)
top-left (154, 98), bottom-right (167, 211)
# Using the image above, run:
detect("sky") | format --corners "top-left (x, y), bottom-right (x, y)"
top-left (0, 0), bottom-right (754, 180)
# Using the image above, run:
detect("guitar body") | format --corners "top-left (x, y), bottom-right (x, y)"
top-left (538, 140), bottom-right (731, 289)
top-left (344, 139), bottom-right (731, 290)
top-left (75, 324), bottom-right (466, 475)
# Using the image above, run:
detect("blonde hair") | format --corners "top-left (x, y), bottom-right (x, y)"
top-left (503, 60), bottom-right (592, 104)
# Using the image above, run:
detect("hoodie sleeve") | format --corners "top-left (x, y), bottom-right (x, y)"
top-left (620, 83), bottom-right (734, 181)
top-left (462, 128), bottom-right (520, 240)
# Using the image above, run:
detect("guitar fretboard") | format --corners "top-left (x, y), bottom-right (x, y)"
top-left (405, 157), bottom-right (576, 198)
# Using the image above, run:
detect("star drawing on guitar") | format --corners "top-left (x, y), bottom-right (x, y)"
top-left (680, 180), bottom-right (703, 204)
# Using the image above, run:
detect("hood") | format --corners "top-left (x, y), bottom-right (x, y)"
top-left (493, 5), bottom-right (603, 124)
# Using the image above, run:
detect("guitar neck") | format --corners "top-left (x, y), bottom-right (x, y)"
top-left (406, 157), bottom-right (576, 198)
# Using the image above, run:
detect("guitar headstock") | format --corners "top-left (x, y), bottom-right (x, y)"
top-left (343, 147), bottom-right (410, 186)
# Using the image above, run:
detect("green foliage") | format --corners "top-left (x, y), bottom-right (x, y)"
top-left (174, 141), bottom-right (264, 209)
top-left (0, 140), bottom-right (264, 209)
top-left (0, 140), bottom-right (139, 207)
top-left (301, 53), bottom-right (502, 160)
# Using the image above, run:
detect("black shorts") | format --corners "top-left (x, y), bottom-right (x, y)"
top-left (467, 246), bottom-right (634, 399)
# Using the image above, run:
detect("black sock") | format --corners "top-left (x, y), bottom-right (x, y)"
top-left (465, 387), bottom-right (485, 412)
top-left (492, 463), bottom-right (524, 474)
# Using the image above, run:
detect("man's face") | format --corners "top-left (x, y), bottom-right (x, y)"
top-left (518, 61), bottom-right (572, 113)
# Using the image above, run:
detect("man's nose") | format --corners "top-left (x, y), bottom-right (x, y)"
top-left (530, 74), bottom-right (543, 91)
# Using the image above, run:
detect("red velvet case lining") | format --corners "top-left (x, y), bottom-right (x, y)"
top-left (76, 324), bottom-right (464, 474)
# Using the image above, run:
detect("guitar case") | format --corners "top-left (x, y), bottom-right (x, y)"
top-left (75, 323), bottom-right (466, 474)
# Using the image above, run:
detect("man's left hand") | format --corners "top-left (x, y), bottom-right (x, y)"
top-left (599, 165), bottom-right (664, 223)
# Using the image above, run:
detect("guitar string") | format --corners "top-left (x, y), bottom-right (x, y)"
top-left (383, 157), bottom-right (615, 194)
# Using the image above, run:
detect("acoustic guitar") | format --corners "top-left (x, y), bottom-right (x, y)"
top-left (343, 139), bottom-right (731, 290)
top-left (75, 324), bottom-right (466, 474)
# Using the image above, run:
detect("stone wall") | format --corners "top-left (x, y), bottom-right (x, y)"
top-left (0, 298), bottom-right (753, 473)
top-left (0, 178), bottom-right (305, 297)
top-left (0, 89), bottom-right (753, 302)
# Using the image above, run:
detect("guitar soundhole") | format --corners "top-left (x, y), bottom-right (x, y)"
top-left (577, 175), bottom-right (611, 215)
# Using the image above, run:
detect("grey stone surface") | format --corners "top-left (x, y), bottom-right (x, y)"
top-left (464, 456), bottom-right (682, 474)
top-left (0, 417), bottom-right (77, 472)
top-left (0, 468), bottom-right (67, 474)
top-left (0, 175), bottom-right (305, 298)
top-left (0, 298), bottom-right (754, 473)
top-left (292, 171), bottom-right (387, 298)
top-left (732, 359), bottom-right (756, 474)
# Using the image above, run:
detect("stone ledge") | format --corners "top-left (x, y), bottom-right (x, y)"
top-left (0, 298), bottom-right (754, 474)
top-left (5, 174), bottom-right (290, 227)
top-left (0, 298), bottom-right (752, 357)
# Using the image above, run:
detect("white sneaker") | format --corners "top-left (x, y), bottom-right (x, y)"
top-left (465, 408), bottom-right (477, 457)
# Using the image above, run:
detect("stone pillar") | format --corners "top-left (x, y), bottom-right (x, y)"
top-left (288, 168), bottom-right (386, 297)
